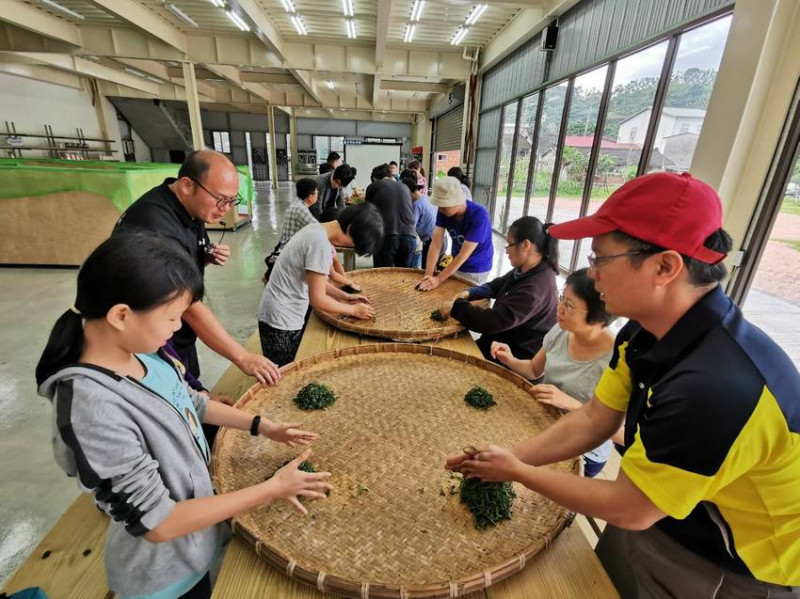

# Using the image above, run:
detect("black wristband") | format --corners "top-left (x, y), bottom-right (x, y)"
top-left (250, 415), bottom-right (261, 436)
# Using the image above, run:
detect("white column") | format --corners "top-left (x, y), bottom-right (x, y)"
top-left (267, 105), bottom-right (279, 190)
top-left (181, 61), bottom-right (205, 151)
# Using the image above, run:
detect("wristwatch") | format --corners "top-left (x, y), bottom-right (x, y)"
top-left (250, 415), bottom-right (261, 436)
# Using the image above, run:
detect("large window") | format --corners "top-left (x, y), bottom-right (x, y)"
top-left (529, 82), bottom-right (568, 225)
top-left (493, 101), bottom-right (519, 232)
top-left (551, 66), bottom-right (608, 269)
top-left (574, 41), bottom-right (669, 270)
top-left (507, 93), bottom-right (540, 229)
top-left (646, 16), bottom-right (732, 173)
top-left (313, 136), bottom-right (345, 163)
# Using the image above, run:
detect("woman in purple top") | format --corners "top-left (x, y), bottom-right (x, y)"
top-left (417, 177), bottom-right (494, 290)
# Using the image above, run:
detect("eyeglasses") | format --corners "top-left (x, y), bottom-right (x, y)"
top-left (504, 240), bottom-right (523, 251)
top-left (587, 250), bottom-right (653, 270)
top-left (558, 293), bottom-right (588, 314)
top-left (190, 177), bottom-right (243, 209)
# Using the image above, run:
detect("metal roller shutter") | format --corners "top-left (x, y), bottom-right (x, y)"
top-left (434, 107), bottom-right (463, 152)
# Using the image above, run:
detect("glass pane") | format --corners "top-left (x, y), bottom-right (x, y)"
top-left (551, 66), bottom-right (608, 270)
top-left (221, 132), bottom-right (231, 154)
top-left (506, 93), bottom-right (539, 229)
top-left (743, 142), bottom-right (800, 368)
top-left (314, 136), bottom-right (330, 163)
top-left (331, 136), bottom-right (344, 152)
top-left (646, 15), bottom-right (732, 173)
top-left (528, 82), bottom-right (568, 226)
top-left (493, 101), bottom-right (519, 232)
top-left (575, 41), bottom-right (669, 270)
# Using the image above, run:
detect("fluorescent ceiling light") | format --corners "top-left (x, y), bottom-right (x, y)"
top-left (226, 9), bottom-right (250, 31)
top-left (403, 23), bottom-right (416, 43)
top-left (465, 4), bottom-right (488, 26)
top-left (291, 15), bottom-right (307, 35)
top-left (451, 26), bottom-right (469, 45)
top-left (326, 80), bottom-right (335, 90)
top-left (124, 66), bottom-right (147, 77)
top-left (346, 18), bottom-right (357, 39)
top-left (279, 0), bottom-right (295, 12)
top-left (38, 0), bottom-right (85, 19)
top-left (167, 4), bottom-right (198, 28)
top-left (410, 0), bottom-right (425, 22)
top-left (341, 0), bottom-right (354, 17)
top-left (207, 0), bottom-right (224, 7)
top-left (146, 76), bottom-right (163, 84)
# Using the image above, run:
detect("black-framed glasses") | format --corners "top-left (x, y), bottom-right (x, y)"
top-left (190, 177), bottom-right (243, 209)
top-left (586, 250), bottom-right (655, 270)
top-left (504, 240), bottom-right (523, 250)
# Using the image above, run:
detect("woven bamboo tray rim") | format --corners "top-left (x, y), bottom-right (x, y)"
top-left (314, 268), bottom-right (488, 342)
top-left (211, 344), bottom-right (579, 598)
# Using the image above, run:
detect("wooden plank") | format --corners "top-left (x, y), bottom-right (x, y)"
top-left (1, 494), bottom-right (111, 599)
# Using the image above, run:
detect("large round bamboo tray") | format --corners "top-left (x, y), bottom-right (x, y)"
top-left (315, 268), bottom-right (489, 342)
top-left (212, 344), bottom-right (578, 598)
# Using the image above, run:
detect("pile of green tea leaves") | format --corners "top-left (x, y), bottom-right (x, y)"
top-left (430, 309), bottom-right (448, 322)
top-left (459, 476), bottom-right (516, 530)
top-left (464, 385), bottom-right (496, 410)
top-left (294, 382), bottom-right (336, 410)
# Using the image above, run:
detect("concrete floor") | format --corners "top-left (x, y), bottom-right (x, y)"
top-left (0, 182), bottom-right (515, 587)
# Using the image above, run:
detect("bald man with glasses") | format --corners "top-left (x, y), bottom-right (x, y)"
top-left (115, 150), bottom-right (281, 387)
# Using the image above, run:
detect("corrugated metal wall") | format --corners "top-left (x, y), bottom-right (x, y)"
top-left (479, 0), bottom-right (733, 113)
top-left (434, 107), bottom-right (464, 151)
top-left (480, 34), bottom-right (546, 112)
top-left (548, 0), bottom-right (734, 83)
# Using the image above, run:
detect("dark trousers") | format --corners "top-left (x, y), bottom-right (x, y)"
top-left (258, 321), bottom-right (303, 367)
top-left (373, 234), bottom-right (416, 268)
top-left (421, 238), bottom-right (444, 271)
top-left (179, 572), bottom-right (211, 599)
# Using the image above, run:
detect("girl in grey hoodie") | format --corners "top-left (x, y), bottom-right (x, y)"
top-left (36, 232), bottom-right (332, 598)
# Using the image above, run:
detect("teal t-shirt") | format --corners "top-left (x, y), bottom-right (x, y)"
top-left (138, 353), bottom-right (210, 463)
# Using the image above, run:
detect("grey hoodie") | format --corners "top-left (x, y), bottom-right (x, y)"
top-left (38, 354), bottom-right (229, 596)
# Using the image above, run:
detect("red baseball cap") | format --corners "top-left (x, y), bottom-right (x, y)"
top-left (548, 172), bottom-right (726, 264)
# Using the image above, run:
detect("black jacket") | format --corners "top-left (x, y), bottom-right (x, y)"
top-left (451, 262), bottom-right (558, 361)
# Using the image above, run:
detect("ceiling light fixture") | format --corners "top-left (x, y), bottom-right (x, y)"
top-left (326, 80), bottom-right (335, 90)
top-left (279, 0), bottom-right (295, 12)
top-left (346, 18), bottom-right (357, 39)
top-left (167, 4), bottom-right (198, 28)
top-left (465, 4), bottom-right (488, 26)
top-left (341, 0), bottom-right (354, 17)
top-left (451, 26), bottom-right (469, 45)
top-left (124, 66), bottom-right (147, 77)
top-left (403, 23), bottom-right (415, 43)
top-left (207, 0), bottom-right (224, 7)
top-left (226, 9), bottom-right (250, 31)
top-left (410, 0), bottom-right (425, 22)
top-left (146, 75), bottom-right (164, 84)
top-left (291, 14), bottom-right (307, 35)
top-left (38, 0), bottom-right (85, 20)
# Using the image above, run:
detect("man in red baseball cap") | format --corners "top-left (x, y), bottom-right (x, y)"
top-left (447, 172), bottom-right (800, 597)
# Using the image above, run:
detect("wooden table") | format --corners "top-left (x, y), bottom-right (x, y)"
top-left (2, 315), bottom-right (617, 598)
top-left (210, 314), bottom-right (619, 599)
top-left (334, 245), bottom-right (356, 271)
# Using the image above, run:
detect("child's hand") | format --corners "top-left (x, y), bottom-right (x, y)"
top-left (260, 420), bottom-right (318, 447)
top-left (270, 450), bottom-right (333, 515)
top-left (347, 294), bottom-right (371, 305)
top-left (350, 303), bottom-right (376, 320)
top-left (491, 342), bottom-right (513, 363)
top-left (344, 281), bottom-right (361, 293)
top-left (531, 384), bottom-right (582, 411)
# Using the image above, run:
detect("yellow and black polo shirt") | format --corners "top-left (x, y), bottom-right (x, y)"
top-left (595, 285), bottom-right (800, 586)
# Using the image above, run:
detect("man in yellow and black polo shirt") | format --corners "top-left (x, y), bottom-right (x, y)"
top-left (446, 172), bottom-right (800, 597)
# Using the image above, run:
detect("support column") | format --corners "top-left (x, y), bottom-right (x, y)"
top-left (181, 61), bottom-right (205, 151)
top-left (89, 78), bottom-right (114, 158)
top-left (267, 105), bottom-right (279, 190)
top-left (289, 109), bottom-right (298, 182)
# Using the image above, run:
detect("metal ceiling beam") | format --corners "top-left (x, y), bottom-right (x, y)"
top-left (0, 52), bottom-right (161, 94)
top-left (84, 0), bottom-right (187, 54)
top-left (240, 72), bottom-right (299, 85)
top-left (381, 80), bottom-right (449, 93)
top-left (375, 0), bottom-right (392, 69)
top-left (228, 0), bottom-right (285, 60)
top-left (0, 62), bottom-right (82, 88)
top-left (288, 68), bottom-right (323, 106)
top-left (0, 0), bottom-right (81, 46)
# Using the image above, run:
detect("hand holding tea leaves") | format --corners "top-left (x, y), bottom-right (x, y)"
top-left (446, 444), bottom-right (525, 483)
top-left (272, 449), bottom-right (333, 515)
